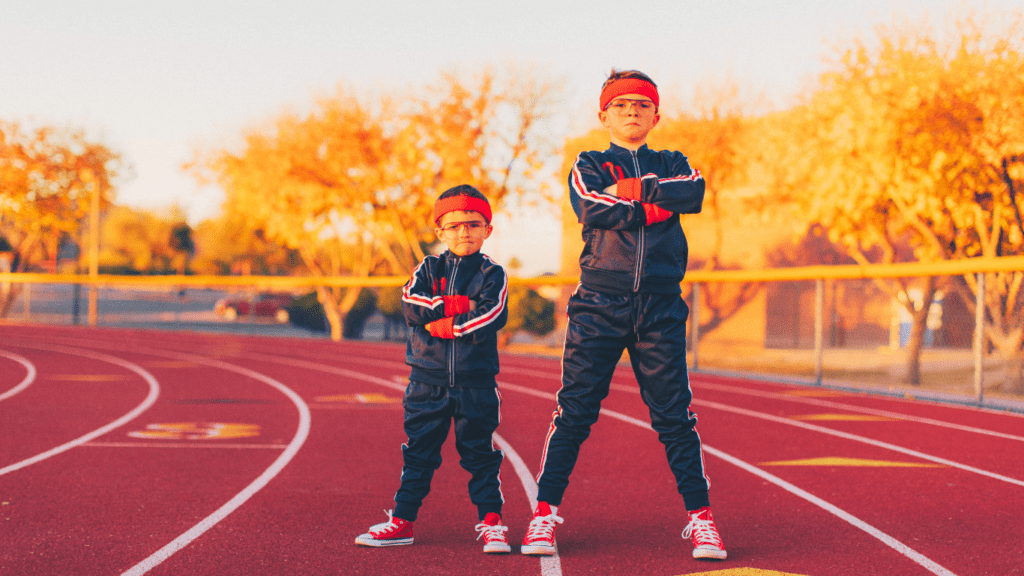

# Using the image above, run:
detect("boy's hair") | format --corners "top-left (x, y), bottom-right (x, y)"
top-left (434, 184), bottom-right (492, 225)
top-left (600, 69), bottom-right (659, 111)
top-left (601, 69), bottom-right (657, 92)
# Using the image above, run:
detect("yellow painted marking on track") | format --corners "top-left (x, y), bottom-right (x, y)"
top-left (127, 423), bottom-right (261, 440)
top-left (790, 413), bottom-right (897, 421)
top-left (47, 374), bottom-right (131, 381)
top-left (782, 390), bottom-right (852, 397)
top-left (315, 393), bottom-right (400, 404)
top-left (675, 565), bottom-right (811, 569)
top-left (760, 457), bottom-right (942, 468)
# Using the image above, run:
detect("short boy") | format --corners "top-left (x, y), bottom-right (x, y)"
top-left (356, 185), bottom-right (511, 554)
top-left (520, 70), bottom-right (727, 560)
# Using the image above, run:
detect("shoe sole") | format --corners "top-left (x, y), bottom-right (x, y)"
top-left (354, 535), bottom-right (414, 547)
top-left (521, 544), bottom-right (556, 556)
top-left (483, 543), bottom-right (512, 554)
top-left (693, 547), bottom-right (727, 560)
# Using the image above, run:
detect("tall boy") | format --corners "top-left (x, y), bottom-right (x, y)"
top-left (520, 70), bottom-right (727, 560)
top-left (356, 185), bottom-right (511, 554)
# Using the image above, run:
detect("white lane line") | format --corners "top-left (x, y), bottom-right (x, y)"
top-left (698, 381), bottom-right (1024, 442)
top-left (240, 354), bottom-right (564, 576)
top-left (492, 433), bottom-right (563, 576)
top-left (120, 351), bottom-right (311, 576)
top-left (606, 381), bottom-right (1024, 483)
top-left (0, 349), bottom-right (37, 402)
top-left (506, 364), bottom-right (1024, 442)
top-left (0, 345), bottom-right (159, 477)
top-left (694, 398), bottom-right (1024, 488)
top-left (704, 446), bottom-right (957, 576)
top-left (497, 381), bottom-right (958, 576)
top-left (84, 442), bottom-right (288, 449)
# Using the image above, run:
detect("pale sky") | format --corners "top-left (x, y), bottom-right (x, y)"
top-left (1, 0), bottom-right (1020, 275)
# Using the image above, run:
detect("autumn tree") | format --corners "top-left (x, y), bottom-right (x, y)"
top-left (768, 10), bottom-right (1024, 389)
top-left (0, 121), bottom-right (124, 315)
top-left (195, 68), bottom-right (559, 340)
top-left (190, 215), bottom-right (300, 276)
top-left (651, 83), bottom-right (760, 337)
top-left (502, 285), bottom-right (555, 345)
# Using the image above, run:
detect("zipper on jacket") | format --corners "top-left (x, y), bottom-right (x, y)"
top-left (630, 149), bottom-right (644, 292)
top-left (447, 257), bottom-right (460, 387)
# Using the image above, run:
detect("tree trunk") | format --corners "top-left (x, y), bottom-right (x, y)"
top-left (901, 278), bottom-right (937, 386)
top-left (317, 286), bottom-right (343, 342)
top-left (1002, 351), bottom-right (1024, 395)
top-left (317, 286), bottom-right (364, 342)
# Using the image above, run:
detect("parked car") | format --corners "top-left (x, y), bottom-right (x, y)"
top-left (215, 292), bottom-right (293, 323)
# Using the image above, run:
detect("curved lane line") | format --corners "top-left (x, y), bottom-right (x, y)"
top-left (237, 353), bottom-right (565, 576)
top-left (502, 365), bottom-right (1024, 442)
top-left (497, 381), bottom-right (958, 576)
top-left (696, 381), bottom-right (1024, 442)
top-left (703, 446), bottom-right (957, 576)
top-left (492, 433), bottom-right (563, 576)
top-left (0, 349), bottom-right (37, 402)
top-left (0, 344), bottom-right (159, 477)
top-left (119, 351), bottom-right (311, 576)
top-left (694, 398), bottom-right (1024, 488)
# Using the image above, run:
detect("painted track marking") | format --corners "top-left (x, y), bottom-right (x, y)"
top-left (0, 344), bottom-right (159, 477)
top-left (497, 381), bottom-right (957, 576)
top-left (0, 349), bottom-right (36, 402)
top-left (695, 399), bottom-right (1024, 488)
top-left (119, 349), bottom-right (311, 576)
top-left (229, 352), bottom-right (565, 576)
top-left (503, 364), bottom-right (1024, 442)
top-left (84, 442), bottom-right (289, 449)
top-left (696, 381), bottom-right (1024, 442)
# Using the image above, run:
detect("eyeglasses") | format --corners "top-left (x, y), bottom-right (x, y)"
top-left (605, 98), bottom-right (657, 115)
top-left (439, 221), bottom-right (488, 236)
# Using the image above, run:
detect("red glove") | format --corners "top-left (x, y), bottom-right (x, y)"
top-left (425, 317), bottom-right (455, 339)
top-left (615, 177), bottom-right (643, 201)
top-left (643, 203), bottom-right (674, 225)
top-left (442, 295), bottom-right (470, 316)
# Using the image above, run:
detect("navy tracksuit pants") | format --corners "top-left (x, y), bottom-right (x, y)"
top-left (393, 382), bottom-right (504, 522)
top-left (536, 284), bottom-right (711, 511)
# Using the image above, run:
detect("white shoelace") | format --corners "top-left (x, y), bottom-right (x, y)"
top-left (475, 522), bottom-right (509, 542)
top-left (682, 515), bottom-right (722, 547)
top-left (369, 509), bottom-right (403, 536)
top-left (524, 511), bottom-right (564, 543)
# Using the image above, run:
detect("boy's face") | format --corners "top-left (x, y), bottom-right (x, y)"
top-left (435, 210), bottom-right (492, 257)
top-left (598, 93), bottom-right (660, 149)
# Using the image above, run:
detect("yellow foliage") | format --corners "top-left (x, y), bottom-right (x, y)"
top-left (192, 67), bottom-right (559, 339)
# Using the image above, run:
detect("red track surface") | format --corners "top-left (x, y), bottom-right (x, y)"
top-left (1, 324), bottom-right (1022, 575)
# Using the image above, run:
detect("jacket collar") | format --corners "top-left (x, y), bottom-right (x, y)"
top-left (608, 142), bottom-right (650, 156)
top-left (442, 250), bottom-right (484, 264)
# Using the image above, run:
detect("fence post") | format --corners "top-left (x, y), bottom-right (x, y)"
top-left (691, 282), bottom-right (700, 372)
top-left (814, 278), bottom-right (823, 386)
top-left (974, 272), bottom-right (985, 403)
top-left (23, 283), bottom-right (31, 320)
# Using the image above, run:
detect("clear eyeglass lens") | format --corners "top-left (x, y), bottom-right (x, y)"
top-left (609, 99), bottom-right (655, 114)
top-left (442, 222), bottom-right (486, 235)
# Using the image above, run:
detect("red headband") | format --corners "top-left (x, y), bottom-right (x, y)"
top-left (599, 78), bottom-right (659, 110)
top-left (433, 195), bottom-right (492, 225)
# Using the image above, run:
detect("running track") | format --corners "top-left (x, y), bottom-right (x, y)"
top-left (1, 324), bottom-right (1022, 575)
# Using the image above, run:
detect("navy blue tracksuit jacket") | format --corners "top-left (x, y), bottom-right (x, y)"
top-left (393, 250), bottom-right (508, 521)
top-left (536, 143), bottom-right (713, 511)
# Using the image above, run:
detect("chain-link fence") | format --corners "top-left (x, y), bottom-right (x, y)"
top-left (684, 261), bottom-right (1024, 413)
top-left (4, 259), bottom-right (1024, 413)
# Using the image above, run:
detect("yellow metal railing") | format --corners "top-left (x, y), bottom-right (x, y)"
top-left (4, 255), bottom-right (1022, 290)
